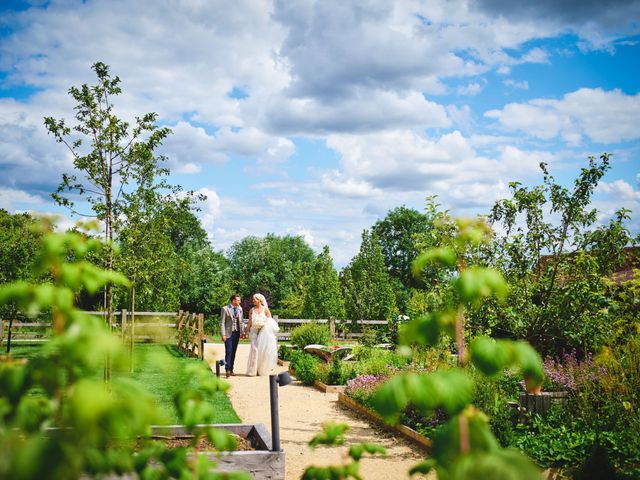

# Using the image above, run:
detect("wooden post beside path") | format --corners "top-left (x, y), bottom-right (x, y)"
top-left (198, 313), bottom-right (204, 360)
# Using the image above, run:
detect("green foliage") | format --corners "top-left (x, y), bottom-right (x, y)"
top-left (278, 344), bottom-right (296, 361)
top-left (0, 210), bottom-right (47, 319)
top-left (44, 62), bottom-right (173, 321)
top-left (472, 371), bottom-right (521, 447)
top-left (485, 155), bottom-right (638, 354)
top-left (120, 345), bottom-right (240, 424)
top-left (0, 226), bottom-right (243, 479)
top-left (290, 322), bottom-right (331, 349)
top-left (228, 234), bottom-right (315, 316)
top-left (341, 230), bottom-right (396, 321)
top-left (0, 210), bottom-right (43, 285)
top-left (303, 245), bottom-right (346, 320)
top-left (178, 244), bottom-right (232, 318)
top-left (371, 219), bottom-right (543, 478)
top-left (372, 205), bottom-right (433, 289)
top-left (351, 347), bottom-right (408, 376)
top-left (303, 422), bottom-right (386, 480)
top-left (289, 351), bottom-right (321, 385)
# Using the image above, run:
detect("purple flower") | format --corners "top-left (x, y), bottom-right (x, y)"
top-left (543, 349), bottom-right (607, 391)
top-left (346, 374), bottom-right (386, 394)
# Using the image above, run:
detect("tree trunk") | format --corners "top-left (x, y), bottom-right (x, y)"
top-left (130, 281), bottom-right (136, 373)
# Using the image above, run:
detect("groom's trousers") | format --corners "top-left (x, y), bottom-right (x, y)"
top-left (224, 331), bottom-right (241, 372)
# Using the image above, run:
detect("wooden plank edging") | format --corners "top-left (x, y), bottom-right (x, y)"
top-left (337, 392), bottom-right (432, 452)
top-left (312, 380), bottom-right (346, 394)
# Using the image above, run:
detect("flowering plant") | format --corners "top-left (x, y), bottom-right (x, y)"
top-left (345, 374), bottom-right (387, 407)
top-left (542, 349), bottom-right (607, 391)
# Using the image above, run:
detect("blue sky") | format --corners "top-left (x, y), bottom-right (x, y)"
top-left (0, 0), bottom-right (639, 266)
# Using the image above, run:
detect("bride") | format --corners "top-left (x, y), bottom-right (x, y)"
top-left (246, 293), bottom-right (279, 376)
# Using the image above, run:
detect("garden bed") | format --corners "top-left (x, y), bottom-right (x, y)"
top-left (313, 379), bottom-right (346, 394)
top-left (337, 393), bottom-right (432, 451)
top-left (137, 424), bottom-right (284, 479)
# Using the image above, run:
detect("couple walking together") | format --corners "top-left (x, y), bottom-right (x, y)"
top-left (220, 293), bottom-right (279, 378)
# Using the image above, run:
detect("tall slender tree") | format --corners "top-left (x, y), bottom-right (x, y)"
top-left (341, 231), bottom-right (396, 321)
top-left (303, 246), bottom-right (346, 319)
top-left (44, 62), bottom-right (171, 327)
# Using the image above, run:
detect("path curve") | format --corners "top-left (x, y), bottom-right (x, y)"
top-left (205, 343), bottom-right (432, 480)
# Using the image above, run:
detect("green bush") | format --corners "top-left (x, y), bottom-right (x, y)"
top-left (473, 370), bottom-right (521, 446)
top-left (289, 351), bottom-right (320, 385)
top-left (351, 347), bottom-right (409, 376)
top-left (278, 344), bottom-right (296, 361)
top-left (290, 322), bottom-right (331, 349)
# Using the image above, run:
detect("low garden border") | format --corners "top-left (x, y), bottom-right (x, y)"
top-left (149, 424), bottom-right (284, 479)
top-left (285, 361), bottom-right (432, 452)
top-left (337, 393), bottom-right (432, 452)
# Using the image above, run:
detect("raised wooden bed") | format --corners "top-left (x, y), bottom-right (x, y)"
top-left (283, 366), bottom-right (346, 394)
top-left (150, 424), bottom-right (284, 479)
top-left (313, 380), bottom-right (346, 394)
top-left (337, 393), bottom-right (432, 451)
top-left (519, 390), bottom-right (568, 416)
top-left (78, 424), bottom-right (285, 479)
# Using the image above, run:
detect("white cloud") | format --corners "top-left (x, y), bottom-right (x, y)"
top-left (321, 171), bottom-right (381, 198)
top-left (457, 82), bottom-right (484, 96)
top-left (0, 187), bottom-right (45, 210)
top-left (504, 79), bottom-right (529, 90)
top-left (0, 0), bottom-right (638, 267)
top-left (264, 89), bottom-right (450, 135)
top-left (598, 179), bottom-right (640, 202)
top-left (485, 88), bottom-right (640, 145)
top-left (194, 187), bottom-right (221, 231)
top-left (446, 104), bottom-right (474, 133)
top-left (161, 122), bottom-right (295, 170)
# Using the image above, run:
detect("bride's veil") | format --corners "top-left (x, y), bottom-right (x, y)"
top-left (254, 293), bottom-right (268, 309)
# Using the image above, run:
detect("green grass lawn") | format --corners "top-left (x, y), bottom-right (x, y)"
top-left (4, 341), bottom-right (241, 425)
top-left (115, 344), bottom-right (241, 425)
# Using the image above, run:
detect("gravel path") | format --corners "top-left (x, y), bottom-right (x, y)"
top-left (205, 343), bottom-right (432, 480)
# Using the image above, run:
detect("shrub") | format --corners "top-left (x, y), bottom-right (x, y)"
top-left (543, 349), bottom-right (607, 392)
top-left (278, 344), bottom-right (296, 361)
top-left (351, 347), bottom-right (409, 376)
top-left (289, 351), bottom-right (320, 385)
top-left (473, 370), bottom-right (521, 446)
top-left (345, 374), bottom-right (387, 407)
top-left (290, 322), bottom-right (331, 350)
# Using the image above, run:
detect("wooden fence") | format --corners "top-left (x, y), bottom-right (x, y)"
top-left (273, 317), bottom-right (388, 341)
top-left (1, 310), bottom-right (184, 353)
top-left (175, 310), bottom-right (204, 359)
top-left (119, 310), bottom-right (178, 343)
top-left (2, 312), bottom-right (390, 352)
top-left (1, 318), bottom-right (51, 351)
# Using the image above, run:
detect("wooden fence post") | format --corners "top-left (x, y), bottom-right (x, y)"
top-left (198, 313), bottom-right (204, 360)
top-left (121, 309), bottom-right (127, 340)
top-left (329, 317), bottom-right (336, 339)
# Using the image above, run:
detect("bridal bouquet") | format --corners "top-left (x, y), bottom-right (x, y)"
top-left (253, 316), bottom-right (266, 332)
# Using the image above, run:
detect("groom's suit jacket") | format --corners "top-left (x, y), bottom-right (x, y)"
top-left (220, 304), bottom-right (243, 337)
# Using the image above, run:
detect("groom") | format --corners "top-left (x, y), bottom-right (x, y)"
top-left (220, 294), bottom-right (243, 378)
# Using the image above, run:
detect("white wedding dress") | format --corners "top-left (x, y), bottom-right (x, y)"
top-left (246, 308), bottom-right (279, 376)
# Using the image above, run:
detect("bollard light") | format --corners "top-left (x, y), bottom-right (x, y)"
top-left (269, 371), bottom-right (292, 452)
top-left (201, 338), bottom-right (207, 361)
top-left (215, 359), bottom-right (225, 378)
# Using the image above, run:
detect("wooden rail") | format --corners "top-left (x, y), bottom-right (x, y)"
top-left (1, 311), bottom-right (184, 353)
top-left (175, 310), bottom-right (204, 360)
top-left (273, 317), bottom-right (389, 340)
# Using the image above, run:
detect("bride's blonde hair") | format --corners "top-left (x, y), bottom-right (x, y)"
top-left (252, 293), bottom-right (268, 309)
